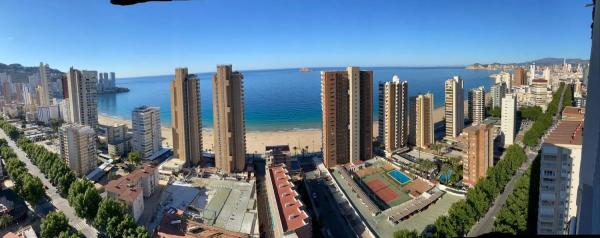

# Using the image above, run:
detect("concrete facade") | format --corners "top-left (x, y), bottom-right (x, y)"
top-left (445, 76), bottom-right (464, 139)
top-left (170, 68), bottom-right (202, 167)
top-left (501, 94), bottom-right (516, 147)
top-left (59, 124), bottom-right (97, 176)
top-left (382, 75), bottom-right (409, 155)
top-left (409, 93), bottom-right (434, 149)
top-left (321, 67), bottom-right (372, 167)
top-left (132, 106), bottom-right (162, 159)
top-left (212, 65), bottom-right (247, 173)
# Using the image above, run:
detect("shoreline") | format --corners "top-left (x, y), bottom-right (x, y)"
top-left (98, 106), bottom-right (445, 154)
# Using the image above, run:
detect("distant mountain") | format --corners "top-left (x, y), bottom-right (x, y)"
top-left (516, 57), bottom-right (589, 66)
top-left (467, 57), bottom-right (589, 70)
top-left (0, 63), bottom-right (64, 82)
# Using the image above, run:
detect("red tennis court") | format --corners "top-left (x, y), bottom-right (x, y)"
top-left (366, 179), bottom-right (386, 192)
top-left (376, 187), bottom-right (399, 203)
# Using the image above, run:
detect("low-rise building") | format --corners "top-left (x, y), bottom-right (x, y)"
top-left (105, 164), bottom-right (158, 221)
top-left (106, 123), bottom-right (131, 157)
top-left (265, 145), bottom-right (292, 168)
top-left (266, 164), bottom-right (311, 237)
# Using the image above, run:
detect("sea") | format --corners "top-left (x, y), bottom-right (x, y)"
top-left (97, 67), bottom-right (498, 131)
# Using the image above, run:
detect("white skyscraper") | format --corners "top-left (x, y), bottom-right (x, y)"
top-left (529, 63), bottom-right (536, 85)
top-left (348, 66), bottom-right (361, 164)
top-left (67, 68), bottom-right (98, 129)
top-left (501, 93), bottom-right (516, 147)
top-left (468, 86), bottom-right (485, 125)
top-left (132, 106), bottom-right (162, 159)
top-left (59, 124), bottom-right (97, 176)
top-left (381, 75), bottom-right (409, 155)
top-left (445, 76), bottom-right (464, 139)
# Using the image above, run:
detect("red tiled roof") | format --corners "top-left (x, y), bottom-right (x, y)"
top-left (562, 106), bottom-right (585, 121)
top-left (545, 120), bottom-right (584, 145)
top-left (104, 164), bottom-right (156, 203)
top-left (269, 164), bottom-right (309, 233)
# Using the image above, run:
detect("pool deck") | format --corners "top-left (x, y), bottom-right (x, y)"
top-left (332, 166), bottom-right (464, 237)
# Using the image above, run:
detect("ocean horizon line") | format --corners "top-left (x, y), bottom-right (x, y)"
top-left (116, 65), bottom-right (469, 79)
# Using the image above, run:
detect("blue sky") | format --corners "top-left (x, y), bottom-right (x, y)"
top-left (0, 0), bottom-right (593, 77)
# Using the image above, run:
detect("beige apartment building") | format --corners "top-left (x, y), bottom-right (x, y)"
top-left (66, 68), bottom-right (98, 129)
top-left (212, 65), bottom-right (247, 173)
top-left (59, 123), bottom-right (97, 176)
top-left (409, 93), bottom-right (434, 149)
top-left (445, 76), bottom-right (464, 139)
top-left (170, 68), bottom-right (202, 166)
top-left (321, 67), bottom-right (373, 168)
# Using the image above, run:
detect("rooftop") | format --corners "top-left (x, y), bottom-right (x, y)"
top-left (104, 164), bottom-right (156, 202)
top-left (265, 145), bottom-right (290, 153)
top-left (562, 106), bottom-right (585, 121)
top-left (532, 78), bottom-right (548, 84)
top-left (268, 164), bottom-right (309, 232)
top-left (158, 176), bottom-right (258, 236)
top-left (156, 209), bottom-right (248, 238)
top-left (544, 120), bottom-right (584, 146)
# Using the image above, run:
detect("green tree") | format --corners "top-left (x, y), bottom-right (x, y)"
top-left (21, 175), bottom-right (44, 204)
top-left (0, 214), bottom-right (12, 229)
top-left (394, 229), bottom-right (420, 238)
top-left (127, 151), bottom-right (143, 165)
top-left (488, 106), bottom-right (501, 117)
top-left (68, 179), bottom-right (101, 220)
top-left (41, 211), bottom-right (70, 238)
top-left (94, 198), bottom-right (129, 231)
top-left (57, 231), bottom-right (80, 238)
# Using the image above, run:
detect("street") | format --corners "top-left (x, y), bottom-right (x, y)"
top-left (0, 130), bottom-right (98, 238)
top-left (304, 171), bottom-right (357, 238)
top-left (468, 84), bottom-right (567, 236)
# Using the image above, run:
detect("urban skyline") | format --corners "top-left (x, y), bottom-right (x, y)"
top-left (0, 1), bottom-right (599, 238)
top-left (0, 1), bottom-right (593, 77)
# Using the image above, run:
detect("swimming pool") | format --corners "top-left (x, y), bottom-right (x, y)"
top-left (387, 170), bottom-right (412, 185)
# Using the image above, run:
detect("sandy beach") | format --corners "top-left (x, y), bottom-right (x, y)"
top-left (98, 106), bottom-right (445, 154)
top-left (98, 115), bottom-right (324, 154)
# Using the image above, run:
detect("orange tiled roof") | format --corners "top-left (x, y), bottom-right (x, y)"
top-left (269, 164), bottom-right (309, 233)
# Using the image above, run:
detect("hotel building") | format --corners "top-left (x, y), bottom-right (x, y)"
top-left (321, 67), bottom-right (373, 167)
top-left (38, 62), bottom-right (51, 106)
top-left (501, 94), bottom-right (516, 147)
top-left (212, 65), bottom-right (247, 173)
top-left (513, 67), bottom-right (527, 86)
top-left (468, 86), bottom-right (485, 125)
top-left (66, 68), bottom-right (98, 129)
top-left (381, 75), bottom-right (409, 155)
top-left (445, 76), bottom-right (464, 139)
top-left (132, 106), bottom-right (162, 159)
top-left (59, 123), bottom-right (97, 176)
top-left (409, 93), bottom-right (434, 149)
top-left (461, 124), bottom-right (494, 187)
top-left (170, 68), bottom-right (202, 166)
top-left (491, 82), bottom-right (507, 109)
